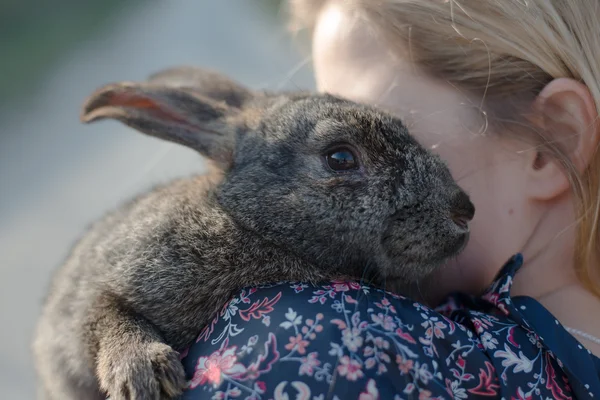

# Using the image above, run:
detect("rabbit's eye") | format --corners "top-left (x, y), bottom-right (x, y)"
top-left (325, 148), bottom-right (359, 172)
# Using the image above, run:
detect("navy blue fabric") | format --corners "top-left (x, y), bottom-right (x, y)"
top-left (176, 254), bottom-right (599, 399)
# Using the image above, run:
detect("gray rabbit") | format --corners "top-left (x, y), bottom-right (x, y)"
top-left (32, 66), bottom-right (474, 400)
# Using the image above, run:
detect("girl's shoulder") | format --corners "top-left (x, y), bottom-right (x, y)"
top-left (179, 254), bottom-right (600, 399)
top-left (437, 254), bottom-right (600, 399)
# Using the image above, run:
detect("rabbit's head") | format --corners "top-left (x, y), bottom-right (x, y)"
top-left (81, 67), bottom-right (474, 285)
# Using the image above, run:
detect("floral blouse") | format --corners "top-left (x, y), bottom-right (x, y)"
top-left (176, 254), bottom-right (599, 399)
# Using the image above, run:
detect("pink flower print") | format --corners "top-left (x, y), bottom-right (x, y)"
top-left (371, 313), bottom-right (397, 331)
top-left (374, 297), bottom-right (397, 313)
top-left (396, 354), bottom-right (414, 375)
top-left (433, 321), bottom-right (447, 338)
top-left (238, 291), bottom-right (281, 322)
top-left (254, 381), bottom-right (267, 394)
top-left (190, 346), bottom-right (246, 389)
top-left (483, 292), bottom-right (500, 306)
top-left (372, 336), bottom-right (390, 350)
top-left (331, 280), bottom-right (361, 292)
top-left (299, 352), bottom-right (321, 376)
top-left (394, 327), bottom-right (416, 344)
top-left (468, 361), bottom-right (500, 396)
top-left (359, 379), bottom-right (380, 400)
top-left (413, 302), bottom-right (431, 313)
top-left (497, 302), bottom-right (509, 315)
top-left (285, 334), bottom-right (310, 355)
top-left (472, 317), bottom-right (494, 334)
top-left (473, 318), bottom-right (485, 334)
top-left (305, 317), bottom-right (324, 335)
top-left (213, 387), bottom-right (241, 399)
top-left (418, 389), bottom-right (434, 400)
top-left (423, 318), bottom-right (447, 339)
top-left (291, 283), bottom-right (309, 293)
top-left (342, 327), bottom-right (364, 352)
top-left (337, 355), bottom-right (364, 381)
top-left (544, 353), bottom-right (572, 400)
top-left (511, 387), bottom-right (533, 400)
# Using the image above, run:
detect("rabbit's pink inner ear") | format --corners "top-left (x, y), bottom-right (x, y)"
top-left (108, 92), bottom-right (190, 125)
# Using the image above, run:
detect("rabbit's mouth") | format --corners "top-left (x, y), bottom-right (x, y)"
top-left (450, 230), bottom-right (470, 256)
top-left (379, 222), bottom-right (471, 281)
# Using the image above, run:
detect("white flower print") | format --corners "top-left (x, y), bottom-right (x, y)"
top-left (495, 343), bottom-right (534, 374)
top-left (329, 342), bottom-right (343, 358)
top-left (262, 315), bottom-right (271, 327)
top-left (447, 379), bottom-right (468, 399)
top-left (342, 328), bottom-right (364, 353)
top-left (413, 362), bottom-right (433, 385)
top-left (358, 379), bottom-right (379, 400)
top-left (481, 332), bottom-right (499, 350)
top-left (280, 308), bottom-right (303, 330)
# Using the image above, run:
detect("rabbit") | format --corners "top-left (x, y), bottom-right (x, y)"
top-left (32, 66), bottom-right (475, 400)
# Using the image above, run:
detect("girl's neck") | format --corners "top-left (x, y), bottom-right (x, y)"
top-left (510, 242), bottom-right (600, 356)
top-left (542, 285), bottom-right (600, 356)
top-left (536, 283), bottom-right (600, 357)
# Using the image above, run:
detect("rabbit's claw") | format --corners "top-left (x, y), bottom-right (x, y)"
top-left (99, 342), bottom-right (186, 400)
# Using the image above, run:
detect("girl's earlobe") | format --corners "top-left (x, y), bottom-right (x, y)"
top-left (524, 149), bottom-right (570, 201)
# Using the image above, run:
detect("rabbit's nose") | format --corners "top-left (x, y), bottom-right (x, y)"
top-left (450, 191), bottom-right (475, 230)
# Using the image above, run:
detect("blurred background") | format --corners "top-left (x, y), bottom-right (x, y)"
top-left (0, 1), bottom-right (315, 398)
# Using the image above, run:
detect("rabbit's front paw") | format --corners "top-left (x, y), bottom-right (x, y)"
top-left (98, 341), bottom-right (186, 400)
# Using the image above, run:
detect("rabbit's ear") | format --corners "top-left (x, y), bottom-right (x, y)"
top-left (147, 66), bottom-right (254, 109)
top-left (81, 82), bottom-right (238, 168)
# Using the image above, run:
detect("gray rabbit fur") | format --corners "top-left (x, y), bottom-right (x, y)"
top-left (32, 66), bottom-right (474, 400)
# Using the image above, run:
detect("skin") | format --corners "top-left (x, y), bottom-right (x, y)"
top-left (311, 2), bottom-right (600, 355)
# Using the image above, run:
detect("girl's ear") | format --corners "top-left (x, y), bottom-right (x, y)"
top-left (81, 82), bottom-right (239, 169)
top-left (525, 78), bottom-right (600, 201)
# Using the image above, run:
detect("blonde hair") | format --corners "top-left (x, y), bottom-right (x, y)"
top-left (289, 0), bottom-right (600, 297)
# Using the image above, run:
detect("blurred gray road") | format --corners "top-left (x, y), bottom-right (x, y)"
top-left (0, 1), bottom-right (314, 398)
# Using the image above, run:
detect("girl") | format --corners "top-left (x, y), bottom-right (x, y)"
top-left (177, 1), bottom-right (600, 398)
